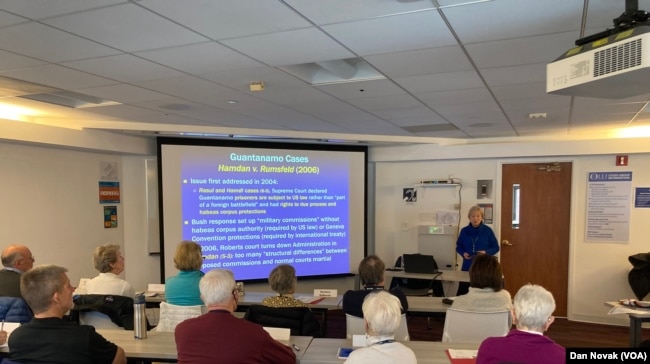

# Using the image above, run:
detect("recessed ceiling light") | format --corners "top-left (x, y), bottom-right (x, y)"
top-left (227, 100), bottom-right (238, 104)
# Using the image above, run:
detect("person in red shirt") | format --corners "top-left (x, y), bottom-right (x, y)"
top-left (175, 269), bottom-right (296, 364)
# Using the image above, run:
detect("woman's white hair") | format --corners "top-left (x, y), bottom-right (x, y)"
top-left (362, 290), bottom-right (402, 336)
top-left (199, 269), bottom-right (236, 305)
top-left (514, 284), bottom-right (556, 331)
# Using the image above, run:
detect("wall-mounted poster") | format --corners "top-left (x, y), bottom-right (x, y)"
top-left (99, 181), bottom-right (120, 204)
top-left (586, 171), bottom-right (632, 242)
top-left (635, 188), bottom-right (650, 208)
top-left (104, 206), bottom-right (117, 228)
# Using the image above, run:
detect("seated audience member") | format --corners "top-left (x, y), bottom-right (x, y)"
top-left (8, 264), bottom-right (126, 364)
top-left (343, 255), bottom-right (408, 318)
top-left (451, 254), bottom-right (511, 312)
top-left (344, 291), bottom-right (416, 364)
top-left (476, 284), bottom-right (565, 364)
top-left (261, 264), bottom-right (307, 308)
top-left (82, 244), bottom-right (135, 329)
top-left (175, 269), bottom-right (295, 364)
top-left (0, 244), bottom-right (35, 298)
top-left (85, 244), bottom-right (135, 297)
top-left (166, 241), bottom-right (204, 306)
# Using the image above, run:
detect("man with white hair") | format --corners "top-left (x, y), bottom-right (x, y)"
top-left (344, 290), bottom-right (416, 364)
top-left (477, 284), bottom-right (566, 364)
top-left (175, 269), bottom-right (295, 364)
top-left (0, 244), bottom-right (35, 297)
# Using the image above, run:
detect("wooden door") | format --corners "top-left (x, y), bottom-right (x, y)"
top-left (500, 162), bottom-right (571, 317)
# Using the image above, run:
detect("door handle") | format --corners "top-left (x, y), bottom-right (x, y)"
top-left (502, 240), bottom-right (513, 246)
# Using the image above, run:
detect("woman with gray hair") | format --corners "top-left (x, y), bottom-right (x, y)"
top-left (261, 264), bottom-right (307, 308)
top-left (476, 284), bottom-right (565, 364)
top-left (85, 243), bottom-right (134, 297)
top-left (344, 291), bottom-right (416, 364)
top-left (81, 244), bottom-right (135, 329)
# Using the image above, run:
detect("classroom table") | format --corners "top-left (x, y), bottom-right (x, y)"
top-left (406, 296), bottom-right (449, 314)
top-left (605, 301), bottom-right (650, 347)
top-left (384, 269), bottom-right (470, 283)
top-left (299, 338), bottom-right (478, 364)
top-left (97, 329), bottom-right (312, 362)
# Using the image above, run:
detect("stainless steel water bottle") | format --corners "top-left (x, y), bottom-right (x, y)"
top-left (134, 293), bottom-right (147, 339)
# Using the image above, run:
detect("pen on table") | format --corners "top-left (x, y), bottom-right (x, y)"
top-left (292, 344), bottom-right (300, 351)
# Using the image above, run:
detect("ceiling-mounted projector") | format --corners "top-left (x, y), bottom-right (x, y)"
top-left (547, 2), bottom-right (650, 99)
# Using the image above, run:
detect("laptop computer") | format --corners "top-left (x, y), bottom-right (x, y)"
top-left (402, 254), bottom-right (439, 274)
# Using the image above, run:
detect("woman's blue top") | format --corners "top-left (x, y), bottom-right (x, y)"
top-left (165, 270), bottom-right (204, 306)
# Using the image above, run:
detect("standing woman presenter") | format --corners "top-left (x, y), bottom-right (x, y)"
top-left (456, 205), bottom-right (499, 295)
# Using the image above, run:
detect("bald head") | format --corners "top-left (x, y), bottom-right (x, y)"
top-left (1, 245), bottom-right (35, 273)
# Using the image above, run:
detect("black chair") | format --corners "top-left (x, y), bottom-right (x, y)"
top-left (244, 305), bottom-right (322, 337)
top-left (69, 294), bottom-right (136, 330)
top-left (390, 255), bottom-right (444, 297)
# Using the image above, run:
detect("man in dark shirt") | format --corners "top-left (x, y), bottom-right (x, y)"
top-left (0, 244), bottom-right (35, 298)
top-left (343, 254), bottom-right (409, 317)
top-left (9, 264), bottom-right (126, 364)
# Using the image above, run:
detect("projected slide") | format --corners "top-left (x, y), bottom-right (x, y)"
top-left (159, 139), bottom-right (366, 282)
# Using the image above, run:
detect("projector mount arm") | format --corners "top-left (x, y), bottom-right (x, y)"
top-left (576, 0), bottom-right (650, 46)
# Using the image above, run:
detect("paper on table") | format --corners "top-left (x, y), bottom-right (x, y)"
top-left (0, 322), bottom-right (21, 348)
top-left (447, 349), bottom-right (478, 359)
top-left (296, 296), bottom-right (325, 304)
top-left (263, 326), bottom-right (290, 341)
top-left (607, 305), bottom-right (650, 315)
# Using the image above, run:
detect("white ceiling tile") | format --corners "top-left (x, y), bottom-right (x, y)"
top-left (222, 28), bottom-right (354, 66)
top-left (43, 3), bottom-right (207, 52)
top-left (435, 100), bottom-right (502, 115)
top-left (322, 10), bottom-right (456, 56)
top-left (134, 76), bottom-right (239, 105)
top-left (396, 71), bottom-right (484, 94)
top-left (62, 54), bottom-right (184, 83)
top-left (373, 106), bottom-right (443, 122)
top-left (1, 64), bottom-right (117, 90)
top-left (284, 0), bottom-right (435, 25)
top-left (139, 0), bottom-right (311, 40)
top-left (418, 88), bottom-right (493, 108)
top-left (0, 0), bottom-right (642, 143)
top-left (135, 42), bottom-right (264, 75)
top-left (491, 82), bottom-right (549, 100)
top-left (0, 49), bottom-right (47, 71)
top-left (0, 10), bottom-right (29, 27)
top-left (481, 63), bottom-right (546, 87)
top-left (366, 46), bottom-right (473, 78)
top-left (78, 84), bottom-right (170, 104)
top-left (316, 79), bottom-right (405, 100)
top-left (0, 1), bottom-right (124, 19)
top-left (0, 22), bottom-right (119, 62)
top-left (468, 32), bottom-right (579, 69)
top-left (291, 99), bottom-right (368, 117)
top-left (347, 93), bottom-right (423, 112)
top-left (444, 0), bottom-right (583, 43)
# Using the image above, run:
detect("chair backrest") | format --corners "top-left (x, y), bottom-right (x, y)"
top-left (244, 305), bottom-right (321, 337)
top-left (345, 313), bottom-right (410, 341)
top-left (70, 294), bottom-right (135, 330)
top-left (0, 296), bottom-right (33, 323)
top-left (442, 308), bottom-right (511, 343)
top-left (155, 301), bottom-right (205, 332)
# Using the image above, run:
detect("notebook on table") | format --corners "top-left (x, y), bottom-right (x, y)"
top-left (402, 254), bottom-right (438, 274)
